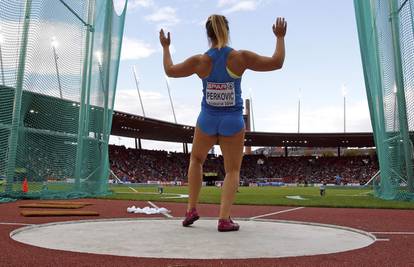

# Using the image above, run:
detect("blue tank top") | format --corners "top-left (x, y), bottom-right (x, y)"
top-left (201, 46), bottom-right (243, 115)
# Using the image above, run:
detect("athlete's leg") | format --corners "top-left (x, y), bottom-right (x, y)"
top-left (218, 128), bottom-right (245, 219)
top-left (187, 126), bottom-right (217, 211)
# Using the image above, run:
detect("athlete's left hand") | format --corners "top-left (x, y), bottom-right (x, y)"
top-left (273, 17), bottom-right (287, 38)
top-left (159, 29), bottom-right (171, 47)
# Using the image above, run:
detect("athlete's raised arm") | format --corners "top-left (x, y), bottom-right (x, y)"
top-left (240, 17), bottom-right (287, 72)
top-left (160, 29), bottom-right (204, 78)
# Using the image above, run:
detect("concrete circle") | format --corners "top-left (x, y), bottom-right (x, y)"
top-left (10, 218), bottom-right (375, 259)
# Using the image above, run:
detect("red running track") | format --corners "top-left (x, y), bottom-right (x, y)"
top-left (1, 199), bottom-right (414, 267)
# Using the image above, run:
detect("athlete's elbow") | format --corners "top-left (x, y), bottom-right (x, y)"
top-left (273, 58), bottom-right (284, 70)
top-left (276, 62), bottom-right (284, 70)
top-left (164, 68), bottom-right (177, 78)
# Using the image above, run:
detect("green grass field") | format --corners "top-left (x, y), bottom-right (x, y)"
top-left (0, 182), bottom-right (75, 192)
top-left (104, 185), bottom-right (414, 209)
top-left (1, 182), bottom-right (413, 209)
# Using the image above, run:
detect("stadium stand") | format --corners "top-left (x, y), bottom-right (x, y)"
top-left (109, 145), bottom-right (378, 185)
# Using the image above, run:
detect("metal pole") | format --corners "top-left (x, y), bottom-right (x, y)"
top-left (298, 88), bottom-right (301, 133)
top-left (165, 76), bottom-right (177, 124)
top-left (249, 89), bottom-right (256, 132)
top-left (393, 90), bottom-right (397, 132)
top-left (98, 62), bottom-right (105, 93)
top-left (52, 45), bottom-right (63, 98)
top-left (5, 0), bottom-right (32, 193)
top-left (58, 0), bottom-right (93, 29)
top-left (133, 66), bottom-right (146, 117)
top-left (0, 43), bottom-right (5, 85)
top-left (250, 96), bottom-right (256, 131)
top-left (344, 95), bottom-right (346, 133)
top-left (298, 98), bottom-right (301, 134)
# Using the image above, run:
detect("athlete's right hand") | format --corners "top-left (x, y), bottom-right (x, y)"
top-left (159, 29), bottom-right (171, 48)
top-left (273, 17), bottom-right (287, 38)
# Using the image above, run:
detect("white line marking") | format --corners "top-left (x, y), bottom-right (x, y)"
top-left (336, 191), bottom-right (372, 197)
top-left (371, 232), bottom-right (414, 235)
top-left (128, 186), bottom-right (138, 193)
top-left (375, 238), bottom-right (390, 242)
top-left (250, 207), bottom-right (305, 220)
top-left (161, 194), bottom-right (188, 199)
top-left (117, 191), bottom-right (188, 198)
top-left (0, 222), bottom-right (34, 226)
top-left (335, 195), bottom-right (370, 197)
top-left (147, 201), bottom-right (173, 218)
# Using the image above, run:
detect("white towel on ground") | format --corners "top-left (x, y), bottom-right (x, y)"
top-left (127, 206), bottom-right (170, 215)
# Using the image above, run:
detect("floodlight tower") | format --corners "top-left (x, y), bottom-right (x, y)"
top-left (342, 84), bottom-right (347, 133)
top-left (96, 51), bottom-right (105, 91)
top-left (96, 51), bottom-right (103, 68)
top-left (249, 88), bottom-right (256, 131)
top-left (51, 37), bottom-right (63, 98)
top-left (298, 88), bottom-right (301, 133)
top-left (133, 66), bottom-right (146, 117)
top-left (393, 84), bottom-right (397, 131)
top-left (165, 75), bottom-right (177, 124)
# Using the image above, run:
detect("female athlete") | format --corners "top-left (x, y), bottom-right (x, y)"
top-left (160, 15), bottom-right (287, 231)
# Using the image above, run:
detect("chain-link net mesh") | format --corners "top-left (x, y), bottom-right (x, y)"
top-left (354, 0), bottom-right (414, 200)
top-left (0, 0), bottom-right (127, 202)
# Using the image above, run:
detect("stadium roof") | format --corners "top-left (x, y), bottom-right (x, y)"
top-left (111, 111), bottom-right (376, 147)
top-left (0, 86), bottom-right (381, 148)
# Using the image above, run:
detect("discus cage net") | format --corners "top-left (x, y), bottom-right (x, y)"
top-left (0, 0), bottom-right (127, 202)
top-left (355, 0), bottom-right (414, 200)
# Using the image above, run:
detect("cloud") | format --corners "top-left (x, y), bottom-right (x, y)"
top-left (256, 101), bottom-right (372, 133)
top-left (113, 0), bottom-right (153, 14)
top-left (110, 98), bottom-right (372, 151)
top-left (155, 43), bottom-right (175, 55)
top-left (121, 37), bottom-right (156, 60)
top-left (109, 135), bottom-right (187, 152)
top-left (111, 87), bottom-right (197, 152)
top-left (0, 20), bottom-right (85, 77)
top-left (112, 86), bottom-right (199, 151)
top-left (114, 89), bottom-right (162, 113)
top-left (129, 0), bottom-right (154, 8)
top-left (144, 6), bottom-right (180, 28)
top-left (0, 20), bottom-right (96, 100)
top-left (114, 88), bottom-right (198, 125)
top-left (218, 0), bottom-right (239, 7)
top-left (218, 0), bottom-right (260, 14)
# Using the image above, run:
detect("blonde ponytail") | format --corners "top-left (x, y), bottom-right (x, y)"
top-left (206, 15), bottom-right (229, 49)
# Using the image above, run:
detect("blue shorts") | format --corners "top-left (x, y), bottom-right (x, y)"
top-left (196, 110), bottom-right (245, 136)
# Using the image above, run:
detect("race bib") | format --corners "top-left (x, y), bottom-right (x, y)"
top-left (206, 82), bottom-right (235, 107)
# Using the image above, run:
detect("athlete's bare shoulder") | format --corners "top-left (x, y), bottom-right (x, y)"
top-left (199, 53), bottom-right (211, 64)
top-left (229, 49), bottom-right (242, 58)
top-left (197, 53), bottom-right (213, 78)
top-left (227, 49), bottom-right (246, 76)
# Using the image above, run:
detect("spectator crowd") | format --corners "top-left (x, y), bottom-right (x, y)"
top-left (109, 145), bottom-right (379, 185)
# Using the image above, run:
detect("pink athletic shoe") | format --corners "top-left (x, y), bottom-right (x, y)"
top-left (218, 217), bottom-right (240, 232)
top-left (182, 208), bottom-right (199, 227)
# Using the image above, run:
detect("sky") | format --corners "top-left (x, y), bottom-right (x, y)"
top-left (109, 0), bottom-right (372, 151)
